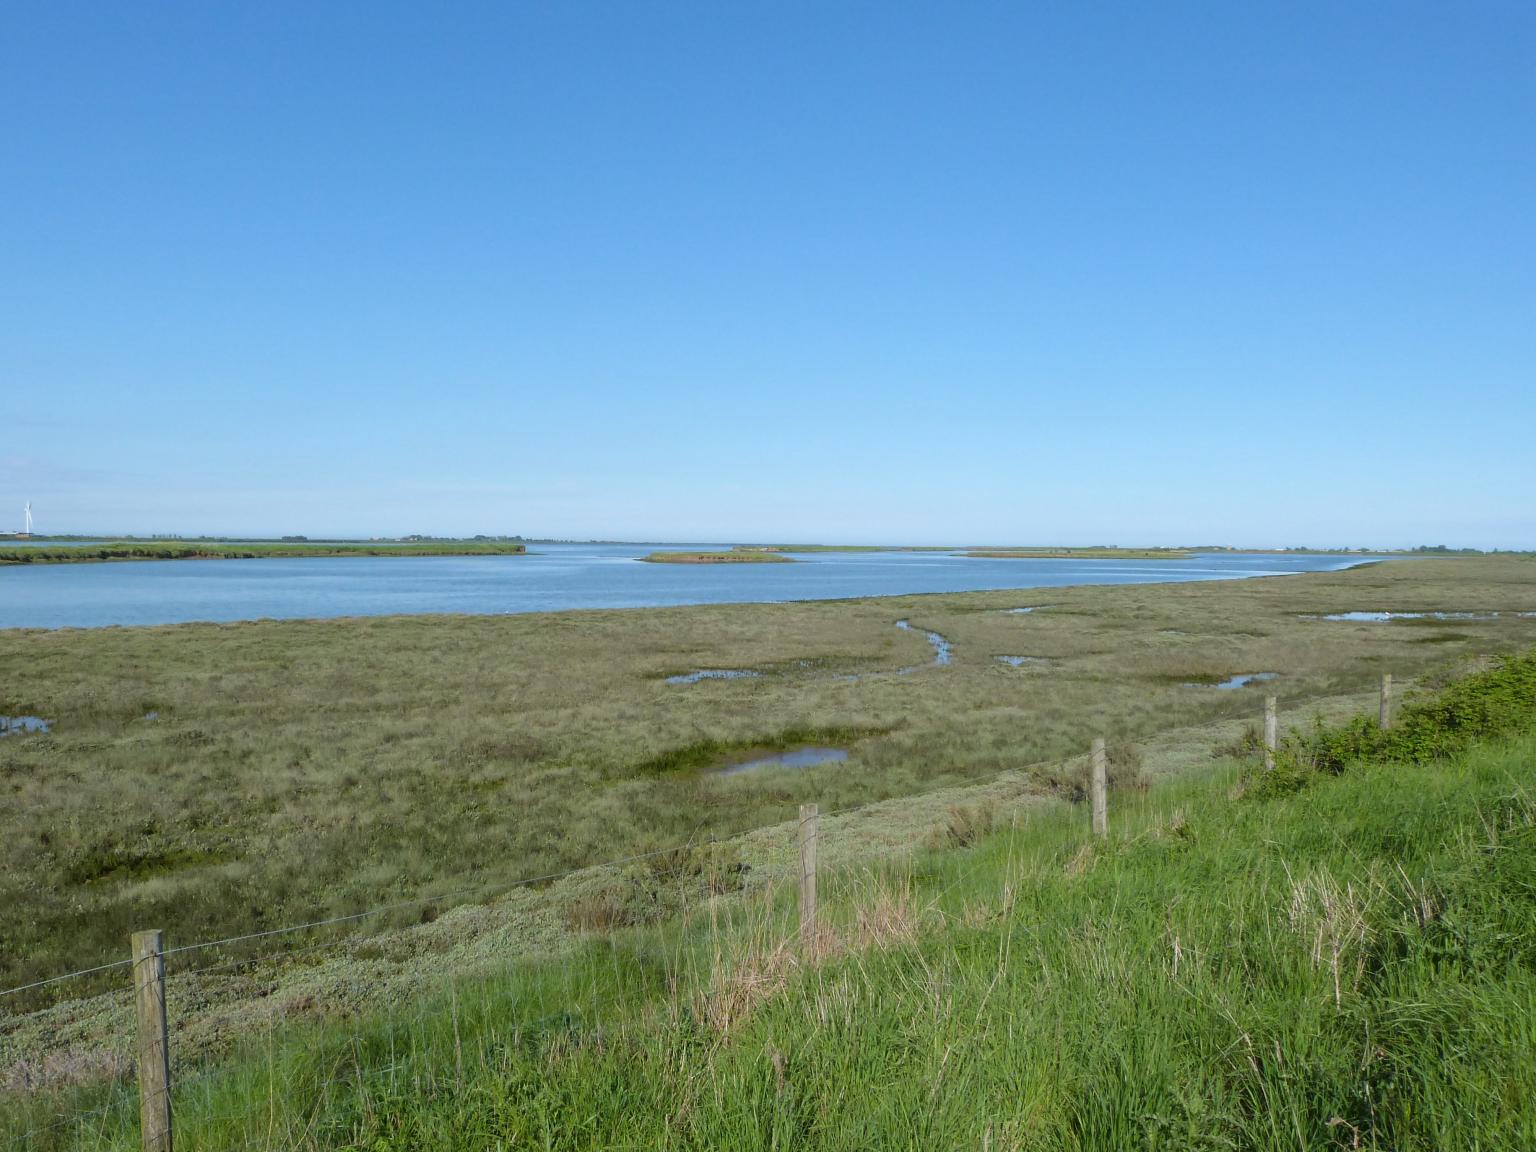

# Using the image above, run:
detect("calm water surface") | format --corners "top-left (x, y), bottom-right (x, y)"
top-left (0, 545), bottom-right (1377, 630)
top-left (717, 747), bottom-right (850, 776)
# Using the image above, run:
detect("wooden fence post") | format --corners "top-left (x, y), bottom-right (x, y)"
top-left (798, 803), bottom-right (818, 952)
top-left (1264, 696), bottom-right (1278, 771)
top-left (1090, 739), bottom-right (1107, 837)
top-left (131, 930), bottom-right (172, 1152)
top-left (1379, 673), bottom-right (1393, 730)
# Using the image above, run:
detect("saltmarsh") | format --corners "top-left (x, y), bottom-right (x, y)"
top-left (1, 555), bottom-right (1533, 996)
top-left (6, 657), bottom-right (1535, 1149)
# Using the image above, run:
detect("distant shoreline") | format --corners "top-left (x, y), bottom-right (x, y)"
top-left (963, 548), bottom-right (1192, 560)
top-left (639, 550), bottom-right (796, 565)
top-left (0, 540), bottom-right (528, 565)
top-left (0, 537), bottom-right (1492, 570)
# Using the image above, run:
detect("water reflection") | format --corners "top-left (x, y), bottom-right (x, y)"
top-left (1183, 672), bottom-right (1278, 690)
top-left (1304, 611), bottom-right (1502, 622)
top-left (0, 716), bottom-right (51, 736)
top-left (895, 620), bottom-right (951, 667)
top-left (715, 746), bottom-right (848, 776)
top-left (665, 669), bottom-right (760, 686)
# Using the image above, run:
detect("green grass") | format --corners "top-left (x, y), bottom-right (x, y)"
top-left (0, 541), bottom-right (527, 564)
top-left (1253, 646), bottom-right (1536, 795)
top-left (8, 656), bottom-right (1535, 1149)
top-left (3, 556), bottom-right (1535, 1006)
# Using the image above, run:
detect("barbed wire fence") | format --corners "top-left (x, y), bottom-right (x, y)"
top-left (0, 675), bottom-right (1398, 1151)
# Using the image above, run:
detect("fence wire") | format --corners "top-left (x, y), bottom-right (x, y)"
top-left (1, 677), bottom-right (1394, 1004)
top-left (2, 679), bottom-right (1405, 1150)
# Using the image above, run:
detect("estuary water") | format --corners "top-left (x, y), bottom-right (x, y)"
top-left (0, 545), bottom-right (1374, 630)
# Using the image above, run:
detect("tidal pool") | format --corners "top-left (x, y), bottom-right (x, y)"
top-left (895, 620), bottom-right (952, 667)
top-left (716, 746), bottom-right (849, 776)
top-left (0, 716), bottom-right (51, 736)
top-left (665, 669), bottom-right (760, 685)
top-left (1184, 672), bottom-right (1278, 690)
top-left (1304, 611), bottom-right (1501, 622)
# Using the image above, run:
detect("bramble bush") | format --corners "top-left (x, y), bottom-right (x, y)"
top-left (1248, 650), bottom-right (1536, 797)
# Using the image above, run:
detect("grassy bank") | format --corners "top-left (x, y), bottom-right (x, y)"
top-left (1, 557), bottom-right (1533, 1001)
top-left (0, 541), bottom-right (527, 565)
top-left (8, 653), bottom-right (1535, 1148)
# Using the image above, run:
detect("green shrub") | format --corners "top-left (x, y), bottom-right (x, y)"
top-left (1248, 650), bottom-right (1536, 797)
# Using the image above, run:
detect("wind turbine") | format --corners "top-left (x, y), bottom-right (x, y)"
top-left (23, 503), bottom-right (31, 536)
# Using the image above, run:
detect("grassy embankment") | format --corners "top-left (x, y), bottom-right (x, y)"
top-left (2, 557), bottom-right (1534, 1006)
top-left (0, 541), bottom-right (527, 565)
top-left (639, 551), bottom-right (796, 564)
top-left (7, 649), bottom-right (1536, 1148)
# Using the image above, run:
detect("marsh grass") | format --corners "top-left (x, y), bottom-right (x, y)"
top-left (8, 683), bottom-right (1534, 1149)
top-left (2, 557), bottom-right (1534, 1002)
top-left (629, 724), bottom-right (888, 776)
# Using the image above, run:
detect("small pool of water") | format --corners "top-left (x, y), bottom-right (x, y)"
top-left (665, 669), bottom-right (761, 685)
top-left (1005, 606), bottom-right (1049, 614)
top-left (716, 746), bottom-right (849, 776)
top-left (895, 620), bottom-right (952, 667)
top-left (996, 655), bottom-right (1050, 667)
top-left (1184, 672), bottom-right (1278, 690)
top-left (0, 715), bottom-right (51, 736)
top-left (1304, 611), bottom-right (1502, 622)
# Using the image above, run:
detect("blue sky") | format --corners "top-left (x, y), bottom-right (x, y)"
top-left (3, 2), bottom-right (1532, 546)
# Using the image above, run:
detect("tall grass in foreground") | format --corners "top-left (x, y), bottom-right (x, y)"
top-left (21, 710), bottom-right (1535, 1148)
